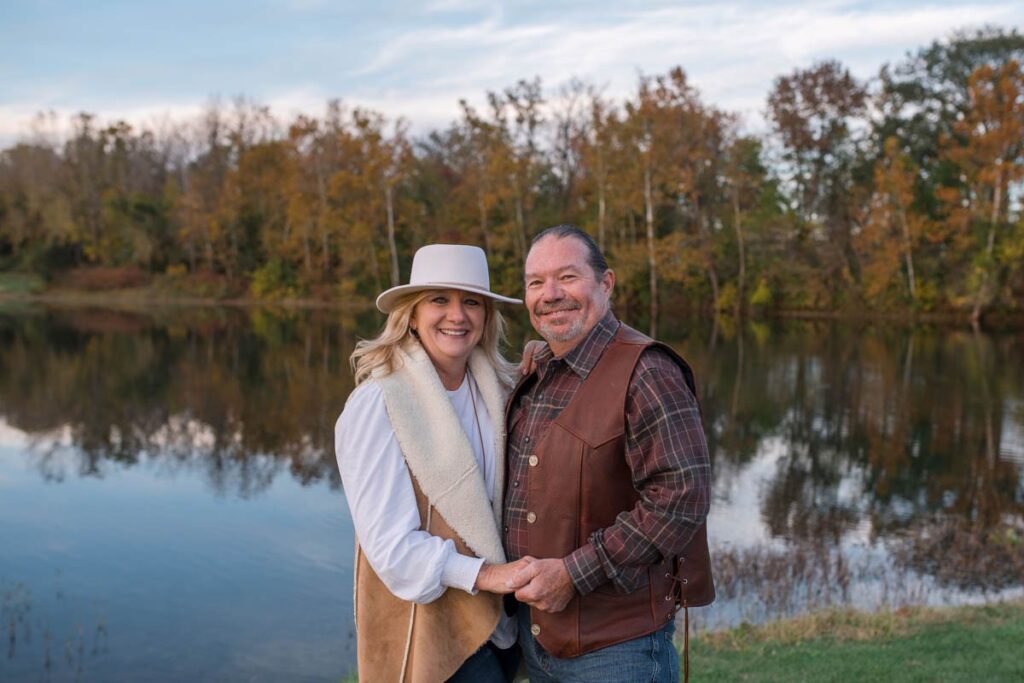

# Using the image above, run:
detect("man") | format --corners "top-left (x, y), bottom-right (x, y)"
top-left (505, 225), bottom-right (714, 682)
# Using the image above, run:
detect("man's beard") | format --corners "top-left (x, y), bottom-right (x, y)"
top-left (534, 304), bottom-right (584, 343)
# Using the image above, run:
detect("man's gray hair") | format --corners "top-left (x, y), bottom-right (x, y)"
top-left (529, 224), bottom-right (609, 278)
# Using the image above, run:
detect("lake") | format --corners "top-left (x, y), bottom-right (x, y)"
top-left (1, 303), bottom-right (1022, 681)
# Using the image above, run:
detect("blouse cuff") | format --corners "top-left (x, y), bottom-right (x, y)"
top-left (442, 552), bottom-right (486, 594)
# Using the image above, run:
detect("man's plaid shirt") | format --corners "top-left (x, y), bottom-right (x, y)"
top-left (504, 312), bottom-right (711, 595)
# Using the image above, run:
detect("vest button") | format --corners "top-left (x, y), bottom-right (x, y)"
top-left (524, 436), bottom-right (530, 443)
top-left (531, 624), bottom-right (541, 637)
top-left (528, 455), bottom-right (539, 467)
top-left (527, 512), bottom-right (537, 523)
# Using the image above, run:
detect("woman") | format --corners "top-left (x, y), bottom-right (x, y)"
top-left (335, 244), bottom-right (532, 682)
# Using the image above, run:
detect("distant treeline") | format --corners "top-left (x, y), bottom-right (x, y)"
top-left (1, 27), bottom-right (1022, 328)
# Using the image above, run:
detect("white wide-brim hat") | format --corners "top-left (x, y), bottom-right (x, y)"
top-left (375, 244), bottom-right (522, 313)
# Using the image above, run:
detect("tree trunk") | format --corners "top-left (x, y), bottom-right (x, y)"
top-left (204, 230), bottom-right (215, 272)
top-left (478, 195), bottom-right (492, 257)
top-left (699, 206), bottom-right (719, 319)
top-left (597, 183), bottom-right (607, 253)
top-left (897, 204), bottom-right (916, 302)
top-left (385, 183), bottom-right (400, 288)
top-left (367, 235), bottom-right (382, 295)
top-left (317, 170), bottom-right (330, 275)
top-left (227, 223), bottom-right (238, 279)
top-left (514, 192), bottom-right (527, 268)
top-left (970, 167), bottom-right (1003, 328)
top-left (733, 189), bottom-right (746, 318)
top-left (644, 164), bottom-right (658, 337)
top-left (708, 263), bottom-right (720, 314)
top-left (303, 220), bottom-right (312, 274)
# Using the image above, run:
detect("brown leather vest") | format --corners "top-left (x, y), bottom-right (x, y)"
top-left (506, 323), bottom-right (715, 659)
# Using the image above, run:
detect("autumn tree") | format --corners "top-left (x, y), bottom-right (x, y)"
top-left (768, 60), bottom-right (869, 303)
top-left (857, 137), bottom-right (928, 305)
top-left (940, 59), bottom-right (1024, 325)
top-left (721, 134), bottom-right (771, 315)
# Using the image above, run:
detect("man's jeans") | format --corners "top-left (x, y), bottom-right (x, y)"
top-left (517, 603), bottom-right (679, 683)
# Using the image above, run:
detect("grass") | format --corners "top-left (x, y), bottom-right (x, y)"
top-left (690, 601), bottom-right (1024, 682)
top-left (0, 272), bottom-right (45, 295)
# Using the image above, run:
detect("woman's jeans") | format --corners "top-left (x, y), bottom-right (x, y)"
top-left (447, 640), bottom-right (520, 682)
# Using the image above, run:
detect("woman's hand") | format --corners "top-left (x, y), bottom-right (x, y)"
top-left (475, 556), bottom-right (539, 594)
top-left (519, 340), bottom-right (545, 376)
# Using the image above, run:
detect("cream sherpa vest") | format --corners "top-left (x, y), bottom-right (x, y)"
top-left (352, 341), bottom-right (509, 683)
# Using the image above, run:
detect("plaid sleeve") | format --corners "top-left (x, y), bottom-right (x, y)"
top-left (566, 347), bottom-right (711, 595)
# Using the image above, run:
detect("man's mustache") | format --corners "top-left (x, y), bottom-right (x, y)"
top-left (534, 302), bottom-right (581, 315)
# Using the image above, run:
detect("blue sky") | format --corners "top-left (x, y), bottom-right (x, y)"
top-left (2, 1), bottom-right (1022, 145)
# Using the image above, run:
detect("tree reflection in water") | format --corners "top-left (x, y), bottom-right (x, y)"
top-left (0, 305), bottom-right (371, 495)
top-left (1, 306), bottom-right (1022, 625)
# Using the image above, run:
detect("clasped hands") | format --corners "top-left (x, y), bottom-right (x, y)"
top-left (475, 556), bottom-right (575, 613)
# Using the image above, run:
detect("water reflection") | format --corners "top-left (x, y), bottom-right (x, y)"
top-left (0, 305), bottom-right (362, 494)
top-left (1, 304), bottom-right (1023, 677)
top-left (2, 305), bottom-right (1023, 545)
top-left (688, 322), bottom-right (1024, 541)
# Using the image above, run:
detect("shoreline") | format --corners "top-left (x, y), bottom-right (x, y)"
top-left (3, 286), bottom-right (1023, 329)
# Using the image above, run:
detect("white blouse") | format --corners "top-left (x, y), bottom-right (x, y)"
top-left (335, 372), bottom-right (515, 647)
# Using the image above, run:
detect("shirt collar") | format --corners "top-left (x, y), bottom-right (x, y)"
top-left (535, 310), bottom-right (619, 380)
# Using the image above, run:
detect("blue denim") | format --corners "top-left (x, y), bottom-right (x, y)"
top-left (447, 641), bottom-right (520, 683)
top-left (518, 603), bottom-right (679, 683)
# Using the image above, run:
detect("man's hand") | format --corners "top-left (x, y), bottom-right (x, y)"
top-left (519, 339), bottom-right (545, 375)
top-left (474, 556), bottom-right (537, 594)
top-left (512, 558), bottom-right (575, 613)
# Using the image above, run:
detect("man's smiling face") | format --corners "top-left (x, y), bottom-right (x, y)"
top-left (524, 235), bottom-right (614, 357)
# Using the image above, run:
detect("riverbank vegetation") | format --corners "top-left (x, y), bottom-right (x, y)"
top-left (1, 27), bottom-right (1022, 330)
top-left (691, 601), bottom-right (1024, 681)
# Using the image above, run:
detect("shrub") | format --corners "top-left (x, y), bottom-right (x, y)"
top-left (249, 258), bottom-right (299, 299)
top-left (749, 278), bottom-right (773, 310)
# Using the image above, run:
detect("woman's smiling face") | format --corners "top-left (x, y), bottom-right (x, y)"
top-left (411, 289), bottom-right (486, 374)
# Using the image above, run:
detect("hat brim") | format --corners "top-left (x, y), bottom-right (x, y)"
top-left (376, 284), bottom-right (522, 313)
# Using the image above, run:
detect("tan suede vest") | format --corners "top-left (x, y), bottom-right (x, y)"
top-left (506, 323), bottom-right (715, 659)
top-left (354, 482), bottom-right (501, 682)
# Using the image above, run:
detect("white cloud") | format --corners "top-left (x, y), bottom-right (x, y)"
top-left (0, 101), bottom-right (208, 148)
top-left (349, 0), bottom-right (1023, 133)
top-left (2, 1), bottom-right (1022, 147)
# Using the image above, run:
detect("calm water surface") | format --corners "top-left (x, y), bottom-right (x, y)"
top-left (1, 304), bottom-right (1022, 681)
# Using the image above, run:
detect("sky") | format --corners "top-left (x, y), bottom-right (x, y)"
top-left (1, 0), bottom-right (1022, 146)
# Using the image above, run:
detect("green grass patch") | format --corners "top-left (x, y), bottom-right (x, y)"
top-left (690, 602), bottom-right (1024, 682)
top-left (0, 272), bottom-right (45, 295)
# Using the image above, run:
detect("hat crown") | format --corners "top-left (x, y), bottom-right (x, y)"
top-left (375, 243), bottom-right (520, 313)
top-left (409, 244), bottom-right (490, 289)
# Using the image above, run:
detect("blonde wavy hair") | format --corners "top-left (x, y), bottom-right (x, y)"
top-left (351, 289), bottom-right (517, 387)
